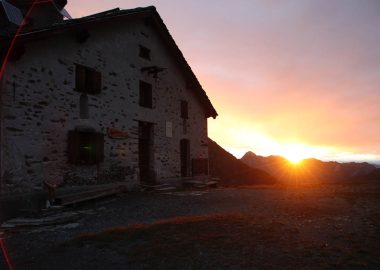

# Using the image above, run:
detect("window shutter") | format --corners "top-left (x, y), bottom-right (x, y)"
top-left (146, 86), bottom-right (152, 108)
top-left (91, 70), bottom-right (102, 94)
top-left (67, 130), bottom-right (104, 165)
top-left (79, 131), bottom-right (89, 164)
top-left (68, 130), bottom-right (80, 164)
top-left (139, 81), bottom-right (152, 108)
top-left (139, 84), bottom-right (144, 106)
top-left (181, 101), bottom-right (188, 119)
top-left (139, 45), bottom-right (151, 60)
top-left (75, 65), bottom-right (86, 92)
top-left (95, 132), bottom-right (104, 162)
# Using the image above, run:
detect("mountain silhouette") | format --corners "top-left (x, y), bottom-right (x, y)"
top-left (208, 139), bottom-right (276, 186)
top-left (241, 151), bottom-right (377, 183)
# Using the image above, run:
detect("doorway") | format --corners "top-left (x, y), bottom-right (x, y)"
top-left (180, 139), bottom-right (190, 177)
top-left (138, 122), bottom-right (154, 183)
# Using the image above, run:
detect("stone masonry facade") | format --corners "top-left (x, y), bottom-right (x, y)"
top-left (0, 9), bottom-right (215, 195)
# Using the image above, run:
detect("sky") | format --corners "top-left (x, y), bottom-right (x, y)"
top-left (66, 0), bottom-right (380, 163)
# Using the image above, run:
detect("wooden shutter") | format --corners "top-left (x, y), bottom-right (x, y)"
top-left (68, 130), bottom-right (103, 165)
top-left (139, 45), bottom-right (151, 60)
top-left (90, 70), bottom-right (102, 94)
top-left (181, 101), bottom-right (188, 119)
top-left (95, 132), bottom-right (104, 162)
top-left (75, 64), bottom-right (86, 93)
top-left (68, 130), bottom-right (80, 164)
top-left (139, 83), bottom-right (144, 106)
top-left (139, 81), bottom-right (152, 108)
top-left (146, 84), bottom-right (152, 108)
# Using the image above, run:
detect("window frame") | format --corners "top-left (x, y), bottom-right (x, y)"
top-left (139, 45), bottom-right (151, 60)
top-left (181, 100), bottom-right (188, 119)
top-left (67, 130), bottom-right (104, 165)
top-left (75, 64), bottom-right (102, 95)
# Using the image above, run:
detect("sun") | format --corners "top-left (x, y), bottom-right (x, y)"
top-left (280, 144), bottom-right (312, 165)
top-left (285, 154), bottom-right (304, 165)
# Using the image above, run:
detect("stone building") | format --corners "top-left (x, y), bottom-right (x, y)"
top-left (0, 1), bottom-right (217, 197)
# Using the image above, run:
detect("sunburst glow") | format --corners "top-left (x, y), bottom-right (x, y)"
top-left (280, 144), bottom-right (315, 164)
top-left (218, 124), bottom-right (334, 161)
top-left (285, 155), bottom-right (304, 164)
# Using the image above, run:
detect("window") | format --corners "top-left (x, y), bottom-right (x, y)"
top-left (75, 64), bottom-right (101, 94)
top-left (139, 81), bottom-right (152, 108)
top-left (139, 45), bottom-right (151, 60)
top-left (67, 130), bottom-right (104, 165)
top-left (181, 100), bottom-right (188, 119)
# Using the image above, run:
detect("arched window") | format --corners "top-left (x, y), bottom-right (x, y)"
top-left (80, 93), bottom-right (89, 119)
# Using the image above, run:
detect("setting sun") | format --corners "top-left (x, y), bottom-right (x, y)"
top-left (280, 144), bottom-right (314, 164)
top-left (285, 155), bottom-right (304, 165)
top-left (217, 124), bottom-right (334, 161)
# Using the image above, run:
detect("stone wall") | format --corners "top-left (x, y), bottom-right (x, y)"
top-left (0, 17), bottom-right (210, 195)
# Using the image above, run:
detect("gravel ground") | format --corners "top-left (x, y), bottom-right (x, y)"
top-left (2, 183), bottom-right (380, 269)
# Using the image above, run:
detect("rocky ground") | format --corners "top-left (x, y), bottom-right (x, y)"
top-left (2, 182), bottom-right (380, 269)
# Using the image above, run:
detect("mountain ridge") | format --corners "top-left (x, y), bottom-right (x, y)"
top-left (208, 139), bottom-right (277, 186)
top-left (241, 151), bottom-right (378, 183)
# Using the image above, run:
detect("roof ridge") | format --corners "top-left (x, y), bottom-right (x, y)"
top-left (82, 8), bottom-right (121, 18)
top-left (80, 6), bottom-right (156, 19)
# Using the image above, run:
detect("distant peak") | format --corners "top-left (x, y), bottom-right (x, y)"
top-left (243, 151), bottom-right (257, 157)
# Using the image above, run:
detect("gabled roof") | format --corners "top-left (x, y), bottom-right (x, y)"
top-left (1, 6), bottom-right (218, 118)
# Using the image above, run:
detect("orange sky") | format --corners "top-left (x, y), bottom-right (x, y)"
top-left (67, 0), bottom-right (380, 164)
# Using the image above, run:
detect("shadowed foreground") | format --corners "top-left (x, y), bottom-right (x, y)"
top-left (5, 182), bottom-right (380, 269)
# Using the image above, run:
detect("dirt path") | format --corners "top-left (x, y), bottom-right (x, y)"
top-left (3, 183), bottom-right (380, 269)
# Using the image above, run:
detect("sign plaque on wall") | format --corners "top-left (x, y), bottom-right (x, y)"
top-left (166, 121), bottom-right (173, 138)
top-left (107, 128), bottom-right (129, 139)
